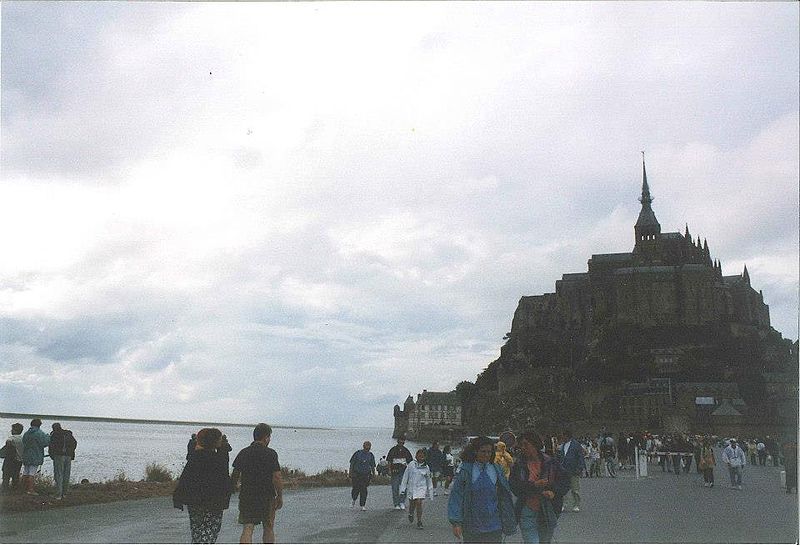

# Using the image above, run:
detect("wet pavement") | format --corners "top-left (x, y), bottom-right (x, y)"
top-left (1, 460), bottom-right (796, 543)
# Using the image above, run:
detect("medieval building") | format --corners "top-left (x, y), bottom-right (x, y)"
top-left (458, 157), bottom-right (797, 436)
top-left (393, 390), bottom-right (463, 440)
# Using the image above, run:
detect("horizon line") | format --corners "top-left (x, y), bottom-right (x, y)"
top-left (0, 411), bottom-right (332, 431)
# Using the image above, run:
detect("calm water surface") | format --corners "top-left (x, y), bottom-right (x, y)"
top-left (0, 418), bottom-right (433, 483)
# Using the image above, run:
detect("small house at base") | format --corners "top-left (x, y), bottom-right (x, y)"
top-left (393, 390), bottom-right (463, 440)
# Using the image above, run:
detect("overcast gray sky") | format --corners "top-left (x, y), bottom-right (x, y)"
top-left (1, 2), bottom-right (797, 427)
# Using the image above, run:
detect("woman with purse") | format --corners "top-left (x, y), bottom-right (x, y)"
top-left (509, 431), bottom-right (560, 544)
top-left (173, 428), bottom-right (232, 543)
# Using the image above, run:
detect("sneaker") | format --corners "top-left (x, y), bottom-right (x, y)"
top-left (572, 506), bottom-right (580, 512)
top-left (408, 512), bottom-right (414, 522)
top-left (361, 506), bottom-right (367, 511)
top-left (417, 522), bottom-right (423, 529)
top-left (737, 485), bottom-right (743, 490)
top-left (444, 490), bottom-right (449, 495)
top-left (433, 491), bottom-right (438, 497)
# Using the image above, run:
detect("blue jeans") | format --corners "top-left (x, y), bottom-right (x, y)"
top-left (519, 505), bottom-right (540, 543)
top-left (52, 455), bottom-right (71, 497)
top-left (391, 470), bottom-right (405, 506)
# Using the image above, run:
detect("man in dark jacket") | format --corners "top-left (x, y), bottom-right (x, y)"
top-left (48, 423), bottom-right (77, 500)
top-left (386, 436), bottom-right (412, 510)
top-left (557, 428), bottom-right (586, 513)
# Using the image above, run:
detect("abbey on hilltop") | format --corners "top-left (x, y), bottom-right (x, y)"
top-left (451, 157), bottom-right (797, 438)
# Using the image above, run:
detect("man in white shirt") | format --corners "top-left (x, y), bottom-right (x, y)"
top-left (722, 439), bottom-right (747, 489)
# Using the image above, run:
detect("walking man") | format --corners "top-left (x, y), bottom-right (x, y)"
top-left (426, 441), bottom-right (445, 496)
top-left (21, 419), bottom-right (49, 496)
top-left (722, 439), bottom-right (746, 490)
top-left (48, 423), bottom-right (77, 500)
top-left (231, 423), bottom-right (283, 544)
top-left (558, 428), bottom-right (586, 512)
top-left (387, 435), bottom-right (413, 509)
top-left (349, 441), bottom-right (376, 510)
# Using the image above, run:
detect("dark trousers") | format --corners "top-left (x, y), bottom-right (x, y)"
top-left (463, 530), bottom-right (503, 543)
top-left (758, 451), bottom-right (767, 465)
top-left (671, 455), bottom-right (681, 475)
top-left (703, 467), bottom-right (714, 484)
top-left (683, 455), bottom-right (692, 473)
top-left (2, 458), bottom-right (22, 489)
top-left (350, 473), bottom-right (370, 506)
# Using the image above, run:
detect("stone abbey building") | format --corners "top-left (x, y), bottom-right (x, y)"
top-left (456, 159), bottom-right (797, 437)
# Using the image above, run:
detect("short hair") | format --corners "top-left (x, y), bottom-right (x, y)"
top-left (415, 448), bottom-right (427, 458)
top-left (198, 428), bottom-right (223, 449)
top-left (253, 423), bottom-right (272, 441)
top-left (518, 430), bottom-right (544, 453)
top-left (31, 418), bottom-right (42, 427)
top-left (11, 423), bottom-right (23, 434)
top-left (52, 422), bottom-right (62, 431)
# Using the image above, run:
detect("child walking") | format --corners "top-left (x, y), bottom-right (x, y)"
top-left (399, 449), bottom-right (433, 529)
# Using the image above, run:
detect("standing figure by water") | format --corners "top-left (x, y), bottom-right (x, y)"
top-left (698, 438), bottom-right (716, 487)
top-left (448, 436), bottom-right (517, 543)
top-left (48, 423), bottom-right (77, 500)
top-left (21, 419), bottom-right (49, 496)
top-left (2, 423), bottom-right (24, 491)
top-left (349, 441), bottom-right (376, 511)
top-left (722, 439), bottom-right (746, 490)
top-left (173, 428), bottom-right (232, 544)
top-left (231, 423), bottom-right (283, 544)
top-left (387, 435), bottom-right (413, 510)
top-left (400, 449), bottom-right (433, 529)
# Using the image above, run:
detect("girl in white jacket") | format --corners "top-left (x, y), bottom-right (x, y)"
top-left (399, 449), bottom-right (433, 529)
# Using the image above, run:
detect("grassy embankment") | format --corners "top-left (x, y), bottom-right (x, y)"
top-left (1, 464), bottom-right (391, 513)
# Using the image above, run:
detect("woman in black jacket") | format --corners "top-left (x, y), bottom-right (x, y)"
top-left (508, 431), bottom-right (562, 544)
top-left (173, 428), bottom-right (232, 544)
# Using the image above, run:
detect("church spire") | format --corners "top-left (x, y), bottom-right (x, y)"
top-left (639, 152), bottom-right (653, 207)
top-left (743, 264), bottom-right (750, 285)
top-left (634, 152), bottom-right (661, 247)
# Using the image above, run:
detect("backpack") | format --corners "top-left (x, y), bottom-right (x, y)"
top-left (64, 431), bottom-right (78, 458)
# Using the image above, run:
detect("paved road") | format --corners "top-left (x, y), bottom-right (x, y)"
top-left (1, 460), bottom-right (796, 543)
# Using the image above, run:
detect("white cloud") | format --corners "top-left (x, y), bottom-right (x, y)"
top-left (1, 2), bottom-right (797, 426)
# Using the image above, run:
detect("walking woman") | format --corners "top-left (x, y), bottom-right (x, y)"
top-left (399, 448), bottom-right (433, 529)
top-left (173, 428), bottom-right (232, 543)
top-left (509, 431), bottom-right (560, 543)
top-left (699, 438), bottom-right (716, 487)
top-left (448, 436), bottom-right (517, 543)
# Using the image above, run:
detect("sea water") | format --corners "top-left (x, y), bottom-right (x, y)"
top-left (0, 418), bottom-right (433, 483)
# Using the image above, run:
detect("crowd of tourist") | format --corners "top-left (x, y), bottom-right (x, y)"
top-left (3, 419), bottom-right (796, 544)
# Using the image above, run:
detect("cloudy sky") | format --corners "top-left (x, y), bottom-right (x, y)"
top-left (1, 2), bottom-right (797, 428)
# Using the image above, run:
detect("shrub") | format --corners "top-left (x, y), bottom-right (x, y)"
top-left (33, 474), bottom-right (56, 495)
top-left (111, 470), bottom-right (129, 483)
top-left (145, 463), bottom-right (173, 483)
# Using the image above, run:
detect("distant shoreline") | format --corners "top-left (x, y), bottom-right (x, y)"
top-left (0, 412), bottom-right (331, 430)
